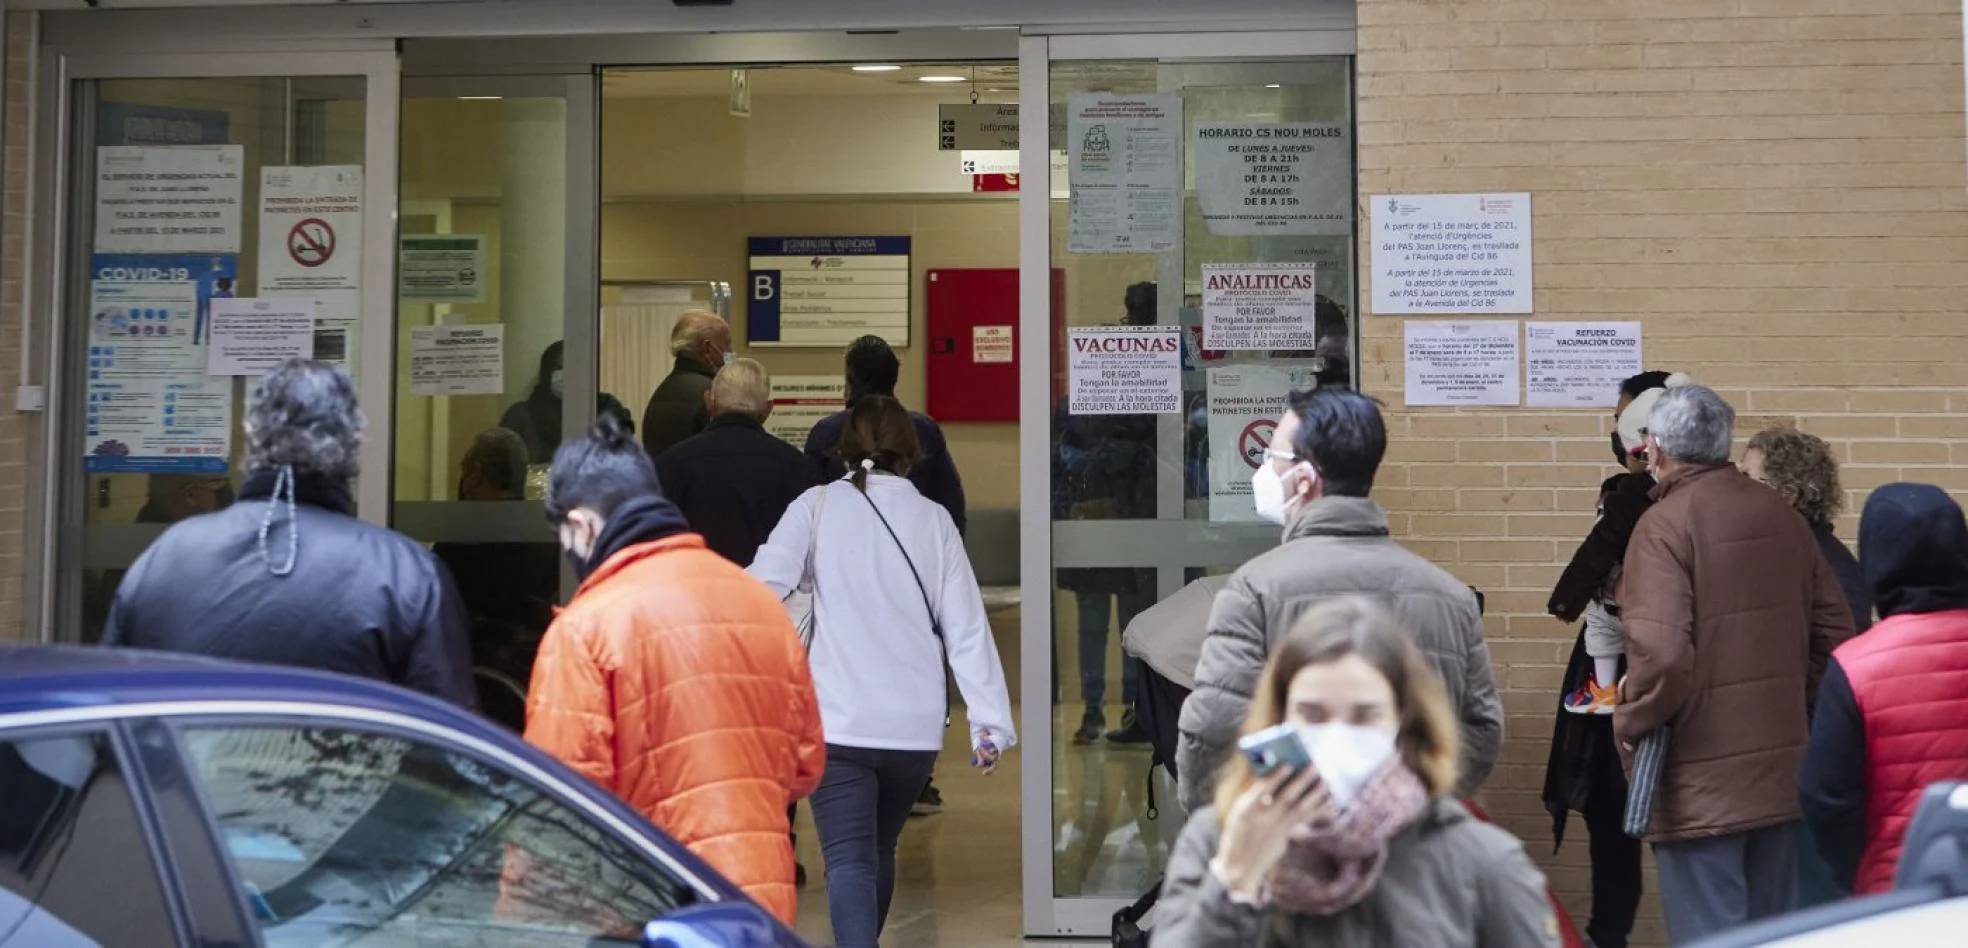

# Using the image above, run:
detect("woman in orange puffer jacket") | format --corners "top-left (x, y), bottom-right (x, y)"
top-left (524, 418), bottom-right (826, 924)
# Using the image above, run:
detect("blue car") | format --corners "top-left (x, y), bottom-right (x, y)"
top-left (0, 646), bottom-right (806, 948)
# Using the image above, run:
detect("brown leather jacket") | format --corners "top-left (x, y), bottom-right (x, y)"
top-left (1614, 463), bottom-right (1856, 842)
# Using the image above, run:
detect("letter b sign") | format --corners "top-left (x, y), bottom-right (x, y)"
top-left (753, 274), bottom-right (776, 302)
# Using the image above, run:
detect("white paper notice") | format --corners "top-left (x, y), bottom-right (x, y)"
top-left (1067, 94), bottom-right (1181, 254)
top-left (1372, 193), bottom-right (1533, 315)
top-left (1404, 320), bottom-right (1521, 407)
top-left (410, 324), bottom-right (504, 396)
top-left (94, 145), bottom-right (245, 253)
top-left (1196, 123), bottom-right (1351, 237)
top-left (1525, 322), bottom-right (1643, 409)
top-left (399, 234), bottom-right (487, 303)
top-left (973, 325), bottom-right (1014, 364)
top-left (766, 375), bottom-right (842, 446)
top-left (1207, 364), bottom-right (1321, 523)
top-left (1067, 326), bottom-right (1182, 415)
top-left (1202, 263), bottom-right (1320, 351)
top-left (208, 298), bottom-right (316, 376)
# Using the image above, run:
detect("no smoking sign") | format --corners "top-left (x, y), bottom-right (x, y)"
top-left (287, 218), bottom-right (335, 269)
top-left (1239, 419), bottom-right (1276, 469)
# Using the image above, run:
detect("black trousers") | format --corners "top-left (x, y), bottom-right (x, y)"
top-left (1582, 772), bottom-right (1644, 948)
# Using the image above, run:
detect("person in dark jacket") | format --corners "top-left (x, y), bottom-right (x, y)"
top-left (500, 340), bottom-right (635, 464)
top-left (1742, 427), bottom-right (1872, 907)
top-left (657, 359), bottom-right (814, 568)
top-left (1540, 368), bottom-right (1669, 948)
top-left (641, 311), bottom-right (731, 460)
top-left (804, 334), bottom-right (966, 534)
top-left (105, 359), bottom-right (476, 708)
top-left (432, 427), bottom-right (561, 729)
top-left (1800, 483), bottom-right (1968, 896)
top-left (1744, 428), bottom-right (1871, 633)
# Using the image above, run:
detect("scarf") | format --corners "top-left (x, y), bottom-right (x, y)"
top-left (578, 494), bottom-right (693, 580)
top-left (1269, 761), bottom-right (1430, 916)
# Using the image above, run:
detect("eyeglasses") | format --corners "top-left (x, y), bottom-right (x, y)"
top-left (1263, 448), bottom-right (1299, 465)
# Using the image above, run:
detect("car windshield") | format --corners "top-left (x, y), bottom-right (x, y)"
top-left (181, 727), bottom-right (690, 948)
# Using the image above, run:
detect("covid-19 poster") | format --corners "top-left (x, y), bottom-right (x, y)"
top-left (84, 254), bottom-right (238, 473)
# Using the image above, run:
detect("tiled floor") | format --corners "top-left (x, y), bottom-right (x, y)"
top-left (785, 596), bottom-right (1167, 946)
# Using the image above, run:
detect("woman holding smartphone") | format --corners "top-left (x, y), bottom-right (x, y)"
top-left (750, 395), bottom-right (1016, 948)
top-left (1155, 597), bottom-right (1556, 947)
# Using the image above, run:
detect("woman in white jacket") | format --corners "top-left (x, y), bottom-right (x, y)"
top-left (749, 395), bottom-right (1016, 948)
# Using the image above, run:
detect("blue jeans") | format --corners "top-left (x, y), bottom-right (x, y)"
top-left (1077, 591), bottom-right (1148, 713)
top-left (808, 744), bottom-right (940, 948)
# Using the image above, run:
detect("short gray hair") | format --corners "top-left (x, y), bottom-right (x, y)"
top-left (712, 358), bottom-right (771, 418)
top-left (669, 310), bottom-right (728, 356)
top-left (244, 359), bottom-right (365, 479)
top-left (1649, 384), bottom-right (1735, 464)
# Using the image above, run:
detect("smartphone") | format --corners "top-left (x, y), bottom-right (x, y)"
top-left (1237, 723), bottom-right (1310, 778)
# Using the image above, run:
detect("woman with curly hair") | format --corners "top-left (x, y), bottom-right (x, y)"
top-left (1743, 428), bottom-right (1871, 634)
top-left (1742, 427), bottom-right (1869, 908)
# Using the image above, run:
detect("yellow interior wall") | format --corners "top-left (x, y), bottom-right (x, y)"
top-left (602, 198), bottom-right (1020, 509)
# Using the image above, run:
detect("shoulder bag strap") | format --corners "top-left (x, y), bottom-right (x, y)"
top-left (856, 486), bottom-right (941, 642)
top-left (857, 486), bottom-right (953, 718)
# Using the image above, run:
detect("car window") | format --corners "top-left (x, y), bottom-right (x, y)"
top-left (0, 730), bottom-right (176, 947)
top-left (175, 724), bottom-right (697, 948)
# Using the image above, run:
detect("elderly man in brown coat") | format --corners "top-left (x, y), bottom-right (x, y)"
top-left (1615, 384), bottom-right (1855, 944)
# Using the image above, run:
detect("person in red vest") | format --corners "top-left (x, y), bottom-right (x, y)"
top-left (1799, 482), bottom-right (1968, 895)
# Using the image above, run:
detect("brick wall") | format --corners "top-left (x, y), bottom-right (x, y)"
top-left (0, 12), bottom-right (31, 643)
top-left (1357, 1), bottom-right (1968, 942)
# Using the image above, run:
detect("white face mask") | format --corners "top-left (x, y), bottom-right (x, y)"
top-left (721, 350), bottom-right (737, 366)
top-left (1299, 723), bottom-right (1398, 811)
top-left (1250, 457), bottom-right (1314, 526)
top-left (549, 368), bottom-right (565, 399)
top-left (1251, 463), bottom-right (1291, 525)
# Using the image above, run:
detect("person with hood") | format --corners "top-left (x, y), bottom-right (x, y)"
top-left (1540, 369), bottom-right (1674, 948)
top-left (749, 395), bottom-right (1015, 948)
top-left (105, 359), bottom-right (475, 708)
top-left (1175, 386), bottom-right (1502, 814)
top-left (500, 340), bottom-right (635, 463)
top-left (1156, 597), bottom-right (1558, 948)
top-left (641, 311), bottom-right (732, 459)
top-left (525, 415), bottom-right (824, 924)
top-left (1799, 483), bottom-right (1968, 896)
top-left (1615, 384), bottom-right (1855, 942)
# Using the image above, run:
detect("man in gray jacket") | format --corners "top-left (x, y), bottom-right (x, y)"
top-left (1174, 387), bottom-right (1503, 811)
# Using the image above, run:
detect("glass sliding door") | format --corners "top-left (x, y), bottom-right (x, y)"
top-left (393, 72), bottom-right (598, 728)
top-left (1018, 30), bottom-right (1358, 936)
top-left (44, 51), bottom-right (397, 643)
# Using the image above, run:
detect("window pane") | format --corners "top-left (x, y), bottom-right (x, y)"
top-left (71, 76), bottom-right (367, 644)
top-left (178, 724), bottom-right (695, 947)
top-left (1047, 55), bottom-right (1355, 900)
top-left (0, 731), bottom-right (176, 946)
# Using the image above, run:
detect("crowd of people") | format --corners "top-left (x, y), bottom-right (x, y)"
top-left (94, 306), bottom-right (1968, 946)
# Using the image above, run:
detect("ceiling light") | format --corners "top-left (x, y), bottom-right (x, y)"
top-left (852, 64), bottom-right (902, 72)
top-left (458, 96), bottom-right (503, 101)
top-left (918, 75), bottom-right (967, 83)
top-left (1265, 84), bottom-right (1281, 89)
